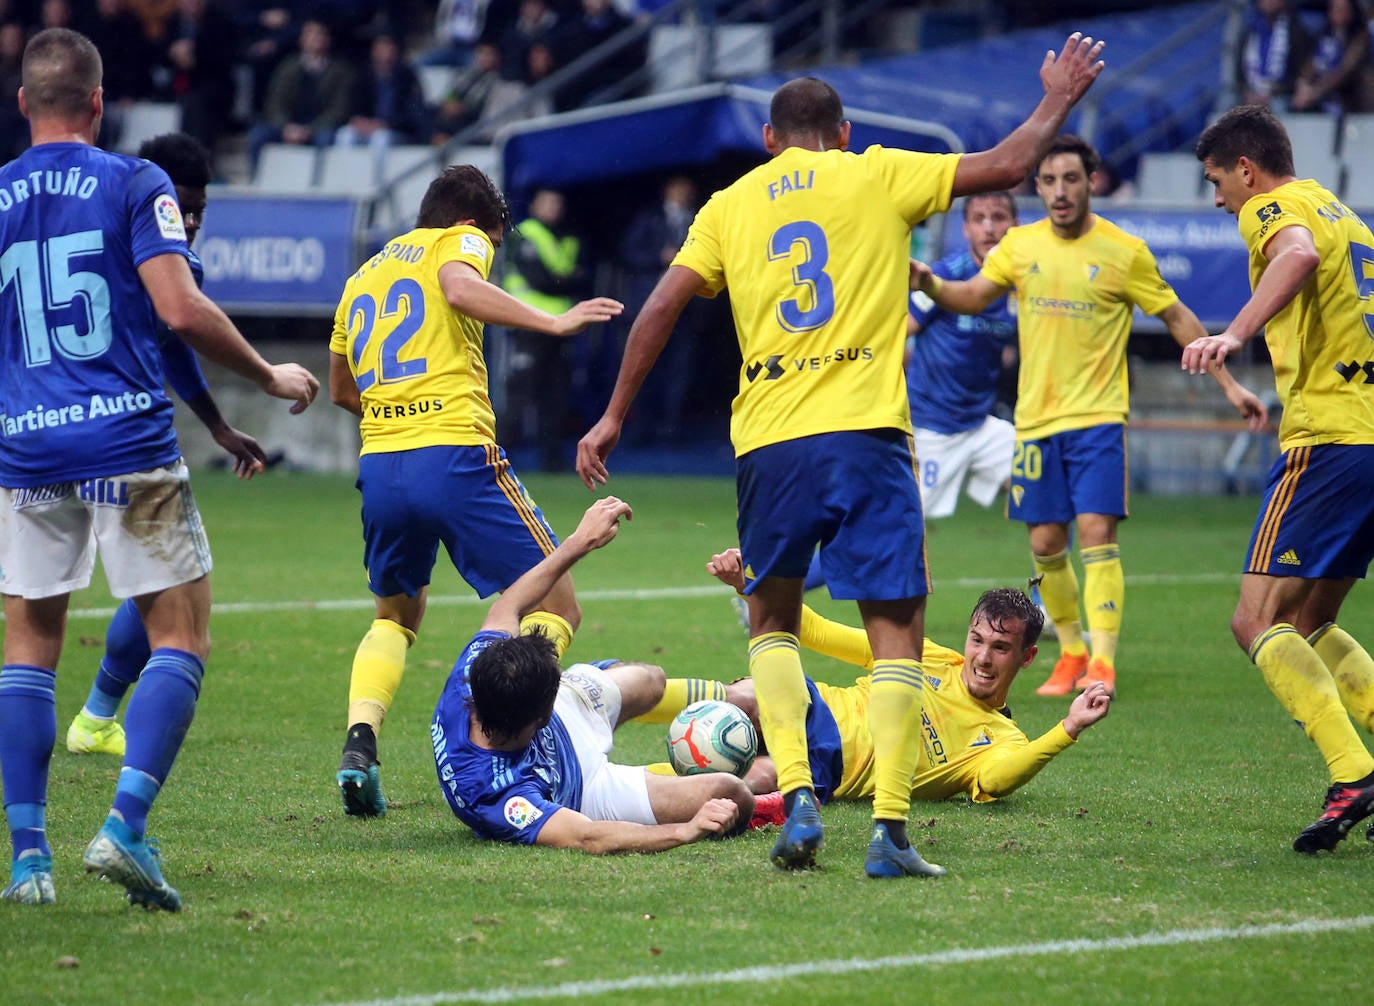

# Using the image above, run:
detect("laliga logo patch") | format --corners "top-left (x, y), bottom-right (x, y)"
top-left (503, 796), bottom-right (543, 829)
top-left (154, 194), bottom-right (186, 240)
top-left (1255, 201), bottom-right (1283, 224)
top-left (460, 232), bottom-right (488, 261)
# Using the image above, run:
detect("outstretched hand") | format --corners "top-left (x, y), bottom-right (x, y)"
top-left (576, 416), bottom-right (622, 489)
top-left (705, 547), bottom-right (747, 593)
top-left (264, 362), bottom-right (320, 414)
top-left (553, 298), bottom-right (624, 337)
top-left (212, 425), bottom-right (267, 479)
top-left (568, 496), bottom-right (633, 551)
top-left (1039, 32), bottom-right (1106, 106)
top-left (1063, 680), bottom-right (1112, 738)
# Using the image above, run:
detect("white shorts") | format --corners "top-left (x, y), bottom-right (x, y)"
top-left (913, 416), bottom-right (1016, 520)
top-left (0, 460), bottom-right (213, 600)
top-left (556, 663), bottom-right (655, 825)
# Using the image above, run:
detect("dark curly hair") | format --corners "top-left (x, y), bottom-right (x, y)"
top-left (467, 633), bottom-right (561, 742)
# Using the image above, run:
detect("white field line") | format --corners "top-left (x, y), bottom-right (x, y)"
top-left (321, 914), bottom-right (1374, 1006)
top-left (57, 570), bottom-right (1236, 621)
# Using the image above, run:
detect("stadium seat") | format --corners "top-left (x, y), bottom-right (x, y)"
top-left (375, 145), bottom-right (439, 231)
top-left (317, 146), bottom-right (379, 196)
top-left (418, 65), bottom-right (457, 106)
top-left (113, 102), bottom-right (182, 155)
top-left (1277, 112), bottom-right (1342, 193)
top-left (1136, 152), bottom-right (1203, 202)
top-left (1341, 114), bottom-right (1374, 207)
top-left (252, 143), bottom-right (318, 191)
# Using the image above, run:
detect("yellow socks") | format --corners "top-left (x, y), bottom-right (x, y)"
top-left (799, 603), bottom-right (874, 669)
top-left (1081, 543), bottom-right (1123, 667)
top-left (1251, 624), bottom-right (1374, 784)
top-left (632, 678), bottom-right (727, 724)
top-left (1310, 622), bottom-right (1374, 733)
top-left (346, 618), bottom-right (417, 733)
top-left (748, 631), bottom-right (812, 795)
top-left (868, 660), bottom-right (925, 822)
top-left (1033, 549), bottom-right (1086, 655)
top-left (521, 611), bottom-right (574, 659)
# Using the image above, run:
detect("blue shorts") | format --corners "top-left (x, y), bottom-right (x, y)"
top-left (1007, 424), bottom-right (1128, 526)
top-left (1245, 443), bottom-right (1374, 579)
top-left (736, 429), bottom-right (928, 601)
top-left (358, 444), bottom-right (557, 599)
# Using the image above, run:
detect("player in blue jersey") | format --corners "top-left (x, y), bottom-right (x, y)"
top-left (433, 496), bottom-right (753, 850)
top-left (908, 192), bottom-right (1019, 519)
top-left (0, 30), bottom-right (318, 910)
top-left (63, 132), bottom-right (268, 759)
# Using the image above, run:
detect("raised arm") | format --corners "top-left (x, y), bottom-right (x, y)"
top-left (138, 253), bottom-right (319, 413)
top-left (481, 496), bottom-right (633, 635)
top-left (533, 799), bottom-right (740, 854)
top-left (952, 32), bottom-right (1106, 198)
top-left (438, 260), bottom-right (621, 336)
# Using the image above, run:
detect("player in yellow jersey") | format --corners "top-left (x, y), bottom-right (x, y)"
top-left (577, 35), bottom-right (1107, 878)
top-left (328, 165), bottom-right (622, 817)
top-left (912, 135), bottom-right (1267, 700)
top-left (692, 549), bottom-right (1111, 813)
top-left (1186, 104), bottom-right (1374, 854)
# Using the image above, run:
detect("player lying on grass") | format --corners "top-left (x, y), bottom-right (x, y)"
top-left (431, 498), bottom-right (754, 852)
top-left (695, 549), bottom-right (1111, 815)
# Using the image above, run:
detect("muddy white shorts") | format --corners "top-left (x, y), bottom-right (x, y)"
top-left (0, 460), bottom-right (212, 599)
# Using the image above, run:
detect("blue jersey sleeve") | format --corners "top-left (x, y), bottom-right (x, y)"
top-left (126, 162), bottom-right (193, 269)
top-left (459, 782), bottom-right (565, 845)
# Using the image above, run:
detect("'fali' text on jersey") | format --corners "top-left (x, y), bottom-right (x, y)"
top-left (767, 170), bottom-right (816, 201)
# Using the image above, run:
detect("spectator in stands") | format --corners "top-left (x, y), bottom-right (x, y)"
top-left (523, 40), bottom-right (558, 115)
top-left (430, 39), bottom-right (503, 143)
top-left (0, 20), bottom-right (24, 160)
top-left (503, 188), bottom-right (590, 470)
top-left (423, 0), bottom-right (489, 67)
top-left (1291, 0), bottom-right (1374, 114)
top-left (247, 18), bottom-right (354, 171)
top-left (618, 175), bottom-right (705, 445)
top-left (554, 0), bottom-right (641, 110)
top-left (336, 31), bottom-right (426, 152)
top-left (160, 0), bottom-right (238, 156)
top-left (235, 2), bottom-right (299, 113)
top-left (498, 0), bottom-right (558, 83)
top-left (1236, 0), bottom-right (1315, 108)
top-left (126, 0), bottom-right (176, 42)
top-left (78, 0), bottom-right (152, 104)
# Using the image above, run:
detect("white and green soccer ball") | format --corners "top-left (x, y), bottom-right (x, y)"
top-left (666, 699), bottom-right (758, 777)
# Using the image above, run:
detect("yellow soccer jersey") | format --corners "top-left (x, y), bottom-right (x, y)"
top-left (672, 145), bottom-right (961, 456)
top-left (1237, 180), bottom-right (1374, 449)
top-left (980, 216), bottom-right (1179, 440)
top-left (330, 225), bottom-right (498, 455)
top-left (817, 638), bottom-right (1076, 803)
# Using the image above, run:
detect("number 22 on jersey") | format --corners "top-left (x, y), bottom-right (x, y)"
top-left (347, 277), bottom-right (428, 392)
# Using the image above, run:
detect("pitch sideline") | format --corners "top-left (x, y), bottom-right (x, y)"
top-left (60, 570), bottom-right (1237, 621)
top-left (322, 914), bottom-right (1374, 1006)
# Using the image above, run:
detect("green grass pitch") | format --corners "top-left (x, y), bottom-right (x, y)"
top-left (5, 471), bottom-right (1374, 1005)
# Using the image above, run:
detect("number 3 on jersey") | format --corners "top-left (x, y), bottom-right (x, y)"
top-left (770, 221), bottom-right (835, 332)
top-left (348, 277), bottom-right (427, 392)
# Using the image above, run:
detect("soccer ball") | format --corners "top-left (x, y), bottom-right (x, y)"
top-left (666, 700), bottom-right (757, 777)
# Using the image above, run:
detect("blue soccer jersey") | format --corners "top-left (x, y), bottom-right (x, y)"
top-left (0, 143), bottom-right (191, 486)
top-left (159, 250), bottom-right (209, 403)
top-left (906, 251), bottom-right (1016, 435)
top-left (432, 630), bottom-right (584, 844)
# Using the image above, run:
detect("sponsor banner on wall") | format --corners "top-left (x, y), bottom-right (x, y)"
top-left (198, 191), bottom-right (360, 314)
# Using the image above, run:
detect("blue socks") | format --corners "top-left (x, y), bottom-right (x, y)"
top-left (84, 599), bottom-right (149, 718)
top-left (112, 648), bottom-right (204, 836)
top-left (0, 664), bottom-right (56, 860)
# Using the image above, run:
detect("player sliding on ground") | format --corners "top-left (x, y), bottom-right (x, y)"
top-left (431, 498), bottom-right (754, 852)
top-left (680, 550), bottom-right (1110, 835)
